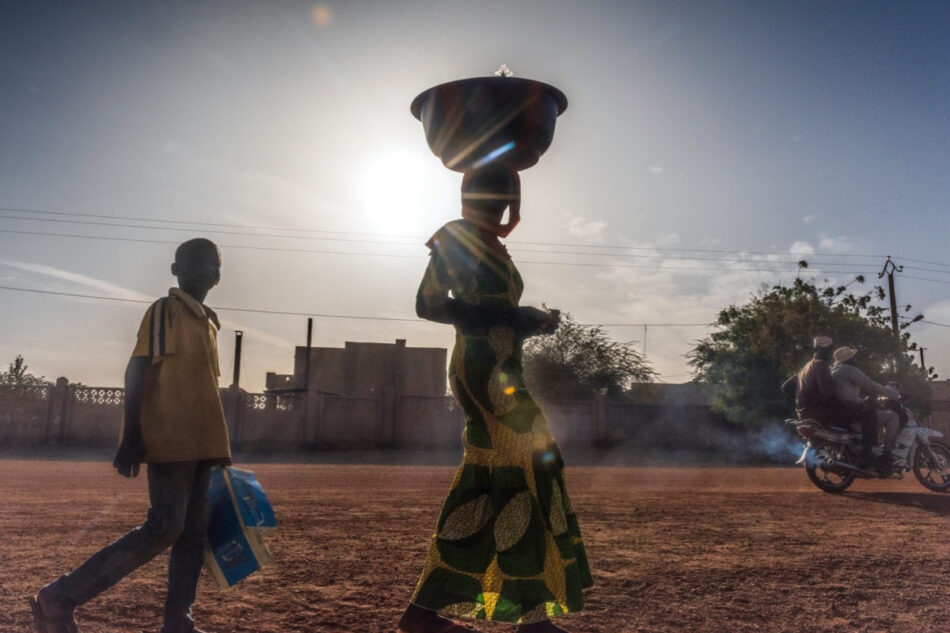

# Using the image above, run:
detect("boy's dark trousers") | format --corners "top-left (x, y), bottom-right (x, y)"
top-left (47, 460), bottom-right (214, 632)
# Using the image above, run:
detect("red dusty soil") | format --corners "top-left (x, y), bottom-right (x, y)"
top-left (1, 460), bottom-right (948, 633)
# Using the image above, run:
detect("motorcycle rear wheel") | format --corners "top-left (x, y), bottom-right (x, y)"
top-left (913, 442), bottom-right (950, 492)
top-left (805, 446), bottom-right (855, 493)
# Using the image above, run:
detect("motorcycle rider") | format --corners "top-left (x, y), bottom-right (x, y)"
top-left (782, 336), bottom-right (836, 426)
top-left (830, 346), bottom-right (901, 470)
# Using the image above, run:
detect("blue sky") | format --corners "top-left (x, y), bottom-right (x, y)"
top-left (1, 0), bottom-right (948, 391)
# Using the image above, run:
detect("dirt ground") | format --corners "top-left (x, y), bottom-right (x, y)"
top-left (1, 459), bottom-right (948, 633)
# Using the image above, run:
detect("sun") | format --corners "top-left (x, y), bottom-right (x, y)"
top-left (357, 147), bottom-right (461, 238)
top-left (358, 148), bottom-right (434, 238)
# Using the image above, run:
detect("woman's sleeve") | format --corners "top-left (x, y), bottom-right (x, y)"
top-left (417, 222), bottom-right (517, 329)
top-left (417, 250), bottom-right (450, 300)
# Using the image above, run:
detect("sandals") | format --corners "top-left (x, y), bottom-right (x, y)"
top-left (398, 625), bottom-right (477, 633)
top-left (397, 618), bottom-right (479, 633)
top-left (28, 595), bottom-right (78, 633)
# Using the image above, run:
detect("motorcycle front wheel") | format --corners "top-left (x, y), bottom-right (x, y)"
top-left (804, 446), bottom-right (856, 493)
top-left (913, 442), bottom-right (950, 492)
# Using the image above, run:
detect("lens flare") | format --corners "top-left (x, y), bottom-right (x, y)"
top-left (471, 141), bottom-right (515, 169)
top-left (311, 4), bottom-right (333, 28)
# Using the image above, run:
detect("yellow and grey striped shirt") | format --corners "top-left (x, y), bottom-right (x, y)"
top-left (129, 288), bottom-right (231, 464)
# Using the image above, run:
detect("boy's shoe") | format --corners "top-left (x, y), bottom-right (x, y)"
top-left (28, 587), bottom-right (78, 633)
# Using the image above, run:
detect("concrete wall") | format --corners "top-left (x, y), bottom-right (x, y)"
top-left (0, 383), bottom-right (52, 445)
top-left (65, 386), bottom-right (124, 446)
top-left (7, 377), bottom-right (947, 453)
top-left (0, 378), bottom-right (717, 451)
top-left (397, 396), bottom-right (464, 448)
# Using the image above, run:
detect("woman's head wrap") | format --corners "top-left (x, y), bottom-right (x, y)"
top-left (460, 164), bottom-right (521, 237)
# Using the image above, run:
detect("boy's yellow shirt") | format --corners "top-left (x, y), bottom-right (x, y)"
top-left (130, 288), bottom-right (232, 464)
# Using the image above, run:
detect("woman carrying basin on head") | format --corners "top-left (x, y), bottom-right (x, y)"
top-left (398, 165), bottom-right (593, 633)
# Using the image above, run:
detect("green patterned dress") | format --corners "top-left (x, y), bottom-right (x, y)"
top-left (410, 219), bottom-right (593, 625)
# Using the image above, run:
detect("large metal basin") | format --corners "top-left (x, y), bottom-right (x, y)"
top-left (411, 76), bottom-right (567, 172)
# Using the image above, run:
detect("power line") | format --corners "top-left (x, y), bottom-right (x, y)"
top-left (0, 211), bottom-right (898, 267)
top-left (922, 320), bottom-right (950, 328)
top-left (9, 205), bottom-right (950, 280)
top-left (901, 264), bottom-right (950, 275)
top-left (0, 285), bottom-right (423, 322)
top-left (3, 206), bottom-right (948, 281)
top-left (513, 247), bottom-right (886, 267)
top-left (893, 256), bottom-right (950, 270)
top-left (0, 283), bottom-right (717, 328)
top-left (1, 204), bottom-right (916, 262)
top-left (585, 322), bottom-right (711, 327)
top-left (902, 274), bottom-right (950, 286)
top-left (0, 228), bottom-right (421, 259)
top-left (0, 228), bottom-right (882, 274)
top-left (516, 260), bottom-right (872, 273)
top-left (0, 206), bottom-right (406, 237)
top-left (0, 214), bottom-right (421, 246)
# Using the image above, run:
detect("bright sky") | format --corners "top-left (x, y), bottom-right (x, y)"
top-left (1, 1), bottom-right (949, 392)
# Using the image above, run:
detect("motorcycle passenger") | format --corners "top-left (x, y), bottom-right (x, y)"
top-left (830, 346), bottom-right (901, 470)
top-left (782, 336), bottom-right (836, 426)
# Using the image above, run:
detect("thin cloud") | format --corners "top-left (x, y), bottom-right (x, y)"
top-left (654, 233), bottom-right (681, 248)
top-left (568, 216), bottom-right (607, 239)
top-left (817, 234), bottom-right (853, 253)
top-left (0, 259), bottom-right (295, 351)
top-left (789, 241), bottom-right (814, 255)
top-left (649, 164), bottom-right (664, 174)
top-left (0, 259), bottom-right (154, 302)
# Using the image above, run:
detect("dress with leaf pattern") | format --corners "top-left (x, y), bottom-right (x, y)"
top-left (410, 219), bottom-right (593, 624)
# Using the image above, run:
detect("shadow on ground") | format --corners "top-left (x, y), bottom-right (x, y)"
top-left (844, 491), bottom-right (950, 516)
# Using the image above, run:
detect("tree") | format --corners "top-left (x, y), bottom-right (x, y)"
top-left (0, 354), bottom-right (47, 386)
top-left (689, 275), bottom-right (934, 427)
top-left (523, 314), bottom-right (656, 400)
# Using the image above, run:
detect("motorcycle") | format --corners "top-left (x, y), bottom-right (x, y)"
top-left (786, 392), bottom-right (950, 493)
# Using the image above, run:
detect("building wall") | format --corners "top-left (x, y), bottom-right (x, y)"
top-left (306, 347), bottom-right (347, 394)
top-left (928, 379), bottom-right (950, 436)
top-left (288, 340), bottom-right (446, 397)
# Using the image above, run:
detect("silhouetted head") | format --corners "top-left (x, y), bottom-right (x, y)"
top-left (813, 335), bottom-right (833, 361)
top-left (460, 164), bottom-right (521, 236)
top-left (833, 346), bottom-right (858, 366)
top-left (171, 238), bottom-right (221, 300)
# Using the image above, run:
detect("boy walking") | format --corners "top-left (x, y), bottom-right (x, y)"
top-left (31, 238), bottom-right (232, 633)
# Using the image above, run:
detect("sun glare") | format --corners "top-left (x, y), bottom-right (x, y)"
top-left (358, 149), bottom-right (434, 237)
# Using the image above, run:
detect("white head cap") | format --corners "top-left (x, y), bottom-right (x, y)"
top-left (833, 346), bottom-right (857, 363)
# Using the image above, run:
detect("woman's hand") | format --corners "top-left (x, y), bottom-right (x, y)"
top-left (517, 306), bottom-right (560, 337)
top-left (541, 308), bottom-right (561, 334)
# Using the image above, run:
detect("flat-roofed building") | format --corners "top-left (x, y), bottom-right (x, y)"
top-left (266, 338), bottom-right (446, 398)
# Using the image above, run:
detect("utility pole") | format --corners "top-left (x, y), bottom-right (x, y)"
top-left (305, 318), bottom-right (313, 390)
top-left (919, 347), bottom-right (927, 376)
top-left (879, 257), bottom-right (903, 372)
top-left (302, 318), bottom-right (314, 446)
top-left (232, 330), bottom-right (243, 387)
